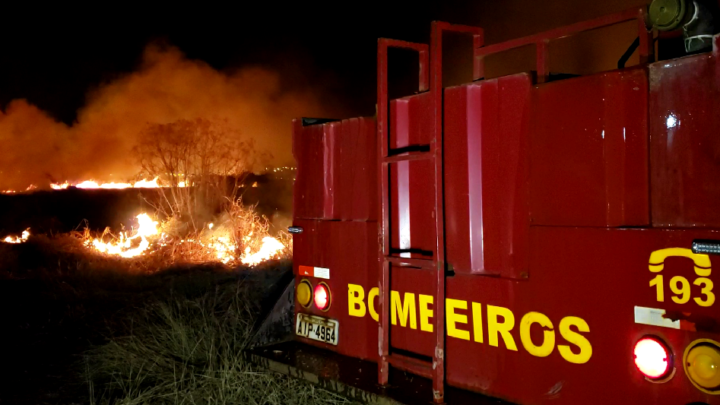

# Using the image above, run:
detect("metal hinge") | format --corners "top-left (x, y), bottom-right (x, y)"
top-left (692, 239), bottom-right (720, 255)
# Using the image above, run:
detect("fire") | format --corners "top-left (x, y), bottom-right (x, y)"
top-left (132, 178), bottom-right (161, 188)
top-left (3, 229), bottom-right (30, 244)
top-left (2, 185), bottom-right (37, 194)
top-left (88, 213), bottom-right (159, 258)
top-left (3, 168), bottom-right (296, 194)
top-left (208, 236), bottom-right (237, 264)
top-left (241, 237), bottom-right (286, 265)
top-left (71, 177), bottom-right (166, 190)
top-left (75, 180), bottom-right (130, 189)
top-left (86, 213), bottom-right (287, 266)
top-left (1, 177), bottom-right (187, 193)
top-left (51, 182), bottom-right (70, 190)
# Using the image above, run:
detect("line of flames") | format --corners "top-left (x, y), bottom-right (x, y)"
top-left (1, 214), bottom-right (286, 266)
top-left (2, 167), bottom-right (295, 194)
top-left (1, 177), bottom-right (187, 194)
top-left (52, 177), bottom-right (188, 190)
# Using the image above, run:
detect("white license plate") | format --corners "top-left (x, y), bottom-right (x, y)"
top-left (295, 313), bottom-right (339, 345)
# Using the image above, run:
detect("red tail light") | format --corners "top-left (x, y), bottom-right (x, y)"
top-left (314, 282), bottom-right (331, 311)
top-left (634, 337), bottom-right (672, 379)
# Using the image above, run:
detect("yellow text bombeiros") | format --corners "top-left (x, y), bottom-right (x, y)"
top-left (347, 283), bottom-right (592, 364)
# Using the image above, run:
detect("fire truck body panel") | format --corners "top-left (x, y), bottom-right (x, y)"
top-left (531, 66), bottom-right (650, 228)
top-left (292, 117), bottom-right (377, 222)
top-left (442, 226), bottom-right (720, 404)
top-left (289, 17), bottom-right (720, 405)
top-left (292, 223), bottom-right (720, 404)
top-left (445, 73), bottom-right (531, 278)
top-left (650, 52), bottom-right (720, 228)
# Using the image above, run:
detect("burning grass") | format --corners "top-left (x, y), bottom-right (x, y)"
top-left (0, 205), bottom-right (290, 274)
top-left (3, 228), bottom-right (29, 244)
top-left (79, 201), bottom-right (291, 271)
top-left (61, 117), bottom-right (295, 270)
top-left (0, 116), bottom-right (315, 402)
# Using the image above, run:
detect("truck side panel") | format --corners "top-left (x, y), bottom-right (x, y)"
top-left (650, 53), bottom-right (720, 227)
top-left (444, 73), bottom-right (531, 278)
top-left (530, 67), bottom-right (650, 227)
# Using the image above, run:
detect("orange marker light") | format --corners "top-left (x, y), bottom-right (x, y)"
top-left (634, 337), bottom-right (671, 379)
top-left (296, 280), bottom-right (313, 307)
top-left (314, 283), bottom-right (331, 311)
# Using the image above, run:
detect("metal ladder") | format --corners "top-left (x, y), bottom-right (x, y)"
top-left (376, 22), bottom-right (484, 404)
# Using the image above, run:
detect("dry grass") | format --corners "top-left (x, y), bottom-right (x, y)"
top-left (74, 201), bottom-right (291, 273)
top-left (0, 234), bottom-right (356, 404)
top-left (83, 278), bottom-right (357, 405)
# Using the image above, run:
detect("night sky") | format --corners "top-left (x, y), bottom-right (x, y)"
top-left (1, 0), bottom-right (648, 125)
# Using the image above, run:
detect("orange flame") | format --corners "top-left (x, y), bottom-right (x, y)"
top-left (88, 213), bottom-right (159, 258)
top-left (3, 177), bottom-right (187, 194)
top-left (87, 213), bottom-right (286, 266)
top-left (51, 182), bottom-right (70, 190)
top-left (71, 177), bottom-right (168, 190)
top-left (3, 229), bottom-right (29, 244)
top-left (241, 237), bottom-right (286, 265)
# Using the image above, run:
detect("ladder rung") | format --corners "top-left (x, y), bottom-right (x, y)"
top-left (382, 151), bottom-right (433, 163)
top-left (386, 256), bottom-right (436, 270)
top-left (386, 353), bottom-right (433, 379)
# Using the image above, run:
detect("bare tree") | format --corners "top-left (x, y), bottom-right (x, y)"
top-left (134, 118), bottom-right (265, 231)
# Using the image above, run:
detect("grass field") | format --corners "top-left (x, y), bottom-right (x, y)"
top-left (0, 235), bottom-right (359, 405)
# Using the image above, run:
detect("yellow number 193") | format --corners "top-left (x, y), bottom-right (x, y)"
top-left (694, 278), bottom-right (715, 307)
top-left (650, 274), bottom-right (664, 302)
top-left (649, 275), bottom-right (715, 307)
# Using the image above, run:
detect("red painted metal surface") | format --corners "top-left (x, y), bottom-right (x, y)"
top-left (442, 227), bottom-right (720, 405)
top-left (336, 119), bottom-right (355, 221)
top-left (530, 67), bottom-right (650, 227)
top-left (293, 219), bottom-right (379, 361)
top-left (290, 8), bottom-right (720, 405)
top-left (322, 122), bottom-right (341, 219)
top-left (351, 118), bottom-right (378, 221)
top-left (389, 159), bottom-right (436, 259)
top-left (444, 73), bottom-right (531, 278)
top-left (294, 223), bottom-right (720, 404)
top-left (290, 117), bottom-right (379, 360)
top-left (650, 42), bottom-right (720, 227)
top-left (292, 120), bottom-right (325, 220)
top-left (389, 266), bottom-right (434, 356)
top-left (292, 117), bottom-right (377, 221)
top-left (389, 92), bottom-right (433, 150)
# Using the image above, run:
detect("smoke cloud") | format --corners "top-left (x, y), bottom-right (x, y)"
top-left (0, 44), bottom-right (331, 190)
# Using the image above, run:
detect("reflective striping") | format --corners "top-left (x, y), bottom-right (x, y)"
top-left (299, 265), bottom-right (330, 279)
top-left (314, 267), bottom-right (330, 279)
top-left (299, 266), bottom-right (313, 277)
top-left (634, 306), bottom-right (680, 329)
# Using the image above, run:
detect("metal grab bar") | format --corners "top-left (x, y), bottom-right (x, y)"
top-left (475, 7), bottom-right (653, 83)
top-left (377, 39), bottom-right (429, 159)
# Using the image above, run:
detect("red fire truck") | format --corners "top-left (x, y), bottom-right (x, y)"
top-left (252, 1), bottom-right (720, 404)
